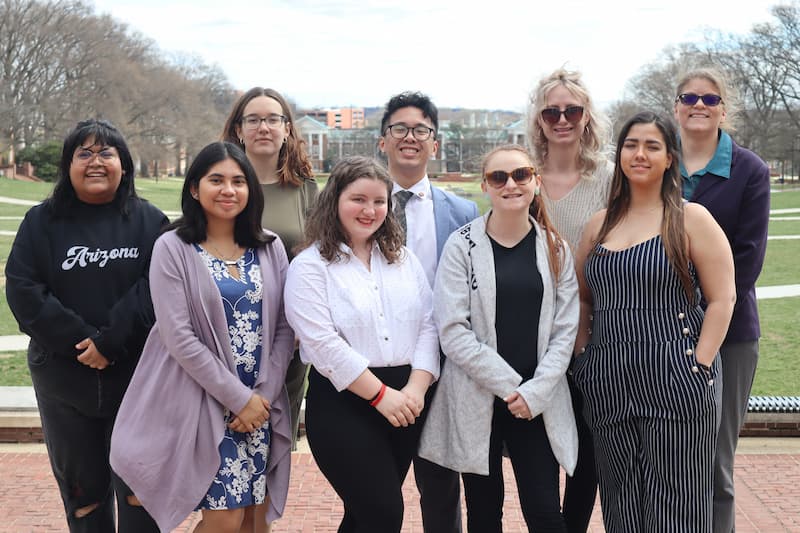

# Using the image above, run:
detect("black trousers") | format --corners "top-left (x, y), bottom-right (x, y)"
top-left (462, 398), bottom-right (567, 533)
top-left (563, 371), bottom-right (598, 533)
top-left (306, 366), bottom-right (424, 533)
top-left (34, 384), bottom-right (159, 533)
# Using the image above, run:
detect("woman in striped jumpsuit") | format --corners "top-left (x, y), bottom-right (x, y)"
top-left (571, 111), bottom-right (736, 532)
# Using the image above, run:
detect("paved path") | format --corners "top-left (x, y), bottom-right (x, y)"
top-left (1, 439), bottom-right (798, 532)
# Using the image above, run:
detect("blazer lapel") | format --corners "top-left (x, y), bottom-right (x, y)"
top-left (432, 187), bottom-right (450, 260)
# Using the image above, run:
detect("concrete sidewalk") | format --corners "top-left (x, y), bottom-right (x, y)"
top-left (1, 438), bottom-right (799, 532)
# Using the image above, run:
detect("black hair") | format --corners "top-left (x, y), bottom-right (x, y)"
top-left (380, 91), bottom-right (439, 137)
top-left (49, 119), bottom-right (137, 216)
top-left (170, 141), bottom-right (272, 247)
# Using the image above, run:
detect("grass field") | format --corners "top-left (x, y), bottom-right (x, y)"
top-left (0, 177), bottom-right (798, 394)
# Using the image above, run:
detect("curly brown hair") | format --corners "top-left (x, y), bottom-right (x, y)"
top-left (300, 156), bottom-right (404, 264)
top-left (221, 87), bottom-right (313, 186)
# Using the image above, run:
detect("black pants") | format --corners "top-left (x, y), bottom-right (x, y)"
top-left (34, 377), bottom-right (158, 533)
top-left (306, 366), bottom-right (423, 533)
top-left (563, 372), bottom-right (598, 533)
top-left (413, 374), bottom-right (462, 533)
top-left (462, 399), bottom-right (567, 533)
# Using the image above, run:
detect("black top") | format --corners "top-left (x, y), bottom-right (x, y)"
top-left (5, 198), bottom-right (167, 414)
top-left (490, 227), bottom-right (543, 380)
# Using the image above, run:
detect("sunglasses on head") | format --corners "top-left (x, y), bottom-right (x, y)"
top-left (484, 166), bottom-right (536, 188)
top-left (676, 93), bottom-right (723, 106)
top-left (540, 105), bottom-right (584, 125)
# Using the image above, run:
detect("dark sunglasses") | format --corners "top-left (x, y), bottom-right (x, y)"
top-left (540, 105), bottom-right (584, 125)
top-left (484, 166), bottom-right (536, 188)
top-left (676, 93), bottom-right (723, 106)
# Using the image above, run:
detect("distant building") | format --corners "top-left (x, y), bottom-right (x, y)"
top-left (300, 107), bottom-right (366, 129)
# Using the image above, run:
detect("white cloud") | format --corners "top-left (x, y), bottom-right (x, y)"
top-left (92, 0), bottom-right (776, 111)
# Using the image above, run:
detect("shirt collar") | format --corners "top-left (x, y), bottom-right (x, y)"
top-left (392, 175), bottom-right (432, 201)
top-left (679, 130), bottom-right (733, 180)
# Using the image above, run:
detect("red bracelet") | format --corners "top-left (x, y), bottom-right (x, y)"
top-left (369, 383), bottom-right (387, 407)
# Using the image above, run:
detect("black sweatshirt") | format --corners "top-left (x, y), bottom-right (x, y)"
top-left (5, 197), bottom-right (167, 414)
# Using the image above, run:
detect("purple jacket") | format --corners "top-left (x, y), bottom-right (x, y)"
top-left (690, 138), bottom-right (770, 342)
top-left (110, 230), bottom-right (294, 531)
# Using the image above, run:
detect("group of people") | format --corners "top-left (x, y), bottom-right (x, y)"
top-left (4, 64), bottom-right (769, 533)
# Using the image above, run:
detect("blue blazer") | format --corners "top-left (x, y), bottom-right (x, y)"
top-left (431, 186), bottom-right (479, 260)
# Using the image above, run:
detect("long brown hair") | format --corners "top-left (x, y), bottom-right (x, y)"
top-left (482, 144), bottom-right (566, 280)
top-left (300, 156), bottom-right (404, 264)
top-left (593, 111), bottom-right (694, 300)
top-left (221, 87), bottom-right (313, 186)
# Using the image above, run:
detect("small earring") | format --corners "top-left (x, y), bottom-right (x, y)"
top-left (534, 185), bottom-right (541, 196)
top-left (239, 138), bottom-right (244, 145)
top-left (192, 193), bottom-right (198, 200)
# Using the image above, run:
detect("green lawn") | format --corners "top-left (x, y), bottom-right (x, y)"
top-left (769, 219), bottom-right (800, 236)
top-left (769, 187), bottom-right (800, 210)
top-left (752, 297), bottom-right (800, 395)
top-left (0, 351), bottom-right (30, 386)
top-left (757, 240), bottom-right (800, 287)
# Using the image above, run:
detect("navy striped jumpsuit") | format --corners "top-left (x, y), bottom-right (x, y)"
top-left (572, 235), bottom-right (719, 533)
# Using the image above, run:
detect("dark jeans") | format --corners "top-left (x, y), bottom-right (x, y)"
top-left (33, 364), bottom-right (158, 532)
top-left (306, 366), bottom-right (423, 533)
top-left (462, 399), bottom-right (566, 533)
top-left (563, 371), bottom-right (598, 533)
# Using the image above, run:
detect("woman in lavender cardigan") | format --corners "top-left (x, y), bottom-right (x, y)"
top-left (110, 142), bottom-right (294, 533)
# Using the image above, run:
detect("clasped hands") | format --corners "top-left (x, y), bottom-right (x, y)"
top-left (375, 383), bottom-right (426, 428)
top-left (229, 393), bottom-right (271, 433)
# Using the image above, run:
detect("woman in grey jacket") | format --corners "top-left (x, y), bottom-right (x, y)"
top-left (419, 144), bottom-right (579, 532)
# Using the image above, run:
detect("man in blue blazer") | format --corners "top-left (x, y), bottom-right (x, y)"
top-left (379, 91), bottom-right (478, 533)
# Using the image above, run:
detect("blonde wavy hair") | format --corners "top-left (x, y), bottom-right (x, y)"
top-left (526, 67), bottom-right (610, 178)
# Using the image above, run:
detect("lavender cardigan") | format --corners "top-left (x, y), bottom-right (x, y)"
top-left (110, 230), bottom-right (294, 531)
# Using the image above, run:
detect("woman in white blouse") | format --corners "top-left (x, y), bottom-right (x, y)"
top-left (284, 156), bottom-right (439, 533)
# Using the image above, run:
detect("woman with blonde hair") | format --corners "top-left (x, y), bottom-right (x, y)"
top-left (527, 67), bottom-right (612, 532)
top-left (420, 144), bottom-right (578, 532)
top-left (673, 67), bottom-right (770, 533)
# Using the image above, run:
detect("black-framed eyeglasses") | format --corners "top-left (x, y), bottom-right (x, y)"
top-left (540, 105), bottom-right (584, 125)
top-left (242, 113), bottom-right (287, 130)
top-left (676, 93), bottom-right (723, 107)
top-left (385, 123), bottom-right (436, 141)
top-left (484, 166), bottom-right (536, 188)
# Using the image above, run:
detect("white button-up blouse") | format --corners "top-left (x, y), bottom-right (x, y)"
top-left (284, 242), bottom-right (440, 391)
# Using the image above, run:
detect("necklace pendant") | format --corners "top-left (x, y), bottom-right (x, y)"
top-left (223, 259), bottom-right (238, 266)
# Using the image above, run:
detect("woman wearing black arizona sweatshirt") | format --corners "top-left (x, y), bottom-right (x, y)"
top-left (5, 119), bottom-right (167, 533)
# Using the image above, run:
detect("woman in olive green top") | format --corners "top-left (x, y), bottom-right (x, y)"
top-left (223, 87), bottom-right (318, 451)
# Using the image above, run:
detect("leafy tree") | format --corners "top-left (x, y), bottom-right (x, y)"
top-left (16, 140), bottom-right (61, 181)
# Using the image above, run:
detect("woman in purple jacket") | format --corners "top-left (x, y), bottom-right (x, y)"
top-left (110, 141), bottom-right (294, 533)
top-left (673, 68), bottom-right (771, 533)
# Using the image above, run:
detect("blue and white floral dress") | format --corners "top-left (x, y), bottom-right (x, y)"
top-left (195, 246), bottom-right (270, 510)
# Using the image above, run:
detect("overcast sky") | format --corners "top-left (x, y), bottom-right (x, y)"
top-left (91, 0), bottom-right (777, 112)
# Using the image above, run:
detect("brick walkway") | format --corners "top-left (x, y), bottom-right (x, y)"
top-left (1, 444), bottom-right (798, 532)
